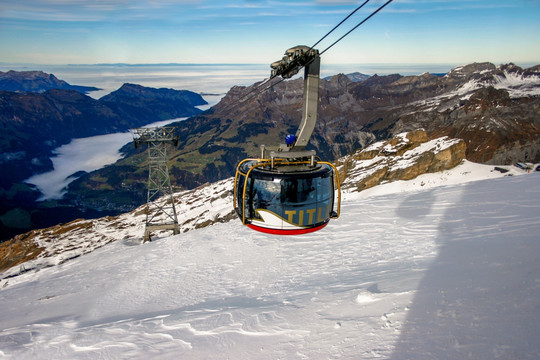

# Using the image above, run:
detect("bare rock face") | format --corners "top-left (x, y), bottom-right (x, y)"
top-left (339, 129), bottom-right (466, 192)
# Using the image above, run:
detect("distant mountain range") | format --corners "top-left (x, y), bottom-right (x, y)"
top-left (64, 62), bottom-right (540, 228)
top-left (1, 63), bottom-right (539, 241)
top-left (0, 70), bottom-right (100, 93)
top-left (324, 72), bottom-right (371, 82)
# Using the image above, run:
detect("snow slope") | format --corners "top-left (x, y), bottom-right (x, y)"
top-left (1, 167), bottom-right (539, 359)
top-left (449, 64), bottom-right (540, 99)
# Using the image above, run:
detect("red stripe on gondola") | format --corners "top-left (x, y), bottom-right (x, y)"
top-left (246, 221), bottom-right (328, 235)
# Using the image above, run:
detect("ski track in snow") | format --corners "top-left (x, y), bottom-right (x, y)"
top-left (1, 169), bottom-right (539, 359)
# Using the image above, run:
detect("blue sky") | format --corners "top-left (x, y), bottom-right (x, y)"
top-left (1, 0), bottom-right (539, 66)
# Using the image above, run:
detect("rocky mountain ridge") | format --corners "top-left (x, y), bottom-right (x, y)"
top-left (100, 83), bottom-right (207, 121)
top-left (324, 72), bottom-right (371, 82)
top-left (0, 70), bottom-right (100, 94)
top-left (64, 62), bottom-right (540, 227)
top-left (207, 62), bottom-right (540, 164)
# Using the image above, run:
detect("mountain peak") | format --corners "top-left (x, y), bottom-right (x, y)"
top-left (324, 72), bottom-right (370, 83)
top-left (0, 70), bottom-right (100, 93)
top-left (446, 62), bottom-right (495, 79)
top-left (102, 83), bottom-right (207, 107)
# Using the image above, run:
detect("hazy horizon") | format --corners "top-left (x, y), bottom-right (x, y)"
top-left (3, 60), bottom-right (539, 103)
top-left (3, 61), bottom-right (539, 99)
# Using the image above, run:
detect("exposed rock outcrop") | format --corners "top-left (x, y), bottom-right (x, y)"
top-left (339, 129), bottom-right (467, 192)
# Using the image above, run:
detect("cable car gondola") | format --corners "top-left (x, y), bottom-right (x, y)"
top-left (233, 46), bottom-right (341, 235)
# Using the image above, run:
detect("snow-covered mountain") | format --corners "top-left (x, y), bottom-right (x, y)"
top-left (1, 126), bottom-right (539, 358)
top-left (0, 130), bottom-right (469, 275)
top-left (446, 62), bottom-right (540, 99)
top-left (64, 62), bottom-right (540, 231)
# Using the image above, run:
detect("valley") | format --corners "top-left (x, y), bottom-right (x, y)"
top-left (0, 72), bottom-right (207, 240)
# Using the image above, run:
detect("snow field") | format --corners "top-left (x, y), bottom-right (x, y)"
top-left (1, 166), bottom-right (539, 359)
top-left (391, 173), bottom-right (540, 360)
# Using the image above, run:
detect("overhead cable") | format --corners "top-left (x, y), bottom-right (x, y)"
top-left (310, 0), bottom-right (370, 51)
top-left (215, 0), bottom-right (394, 115)
top-left (320, 0), bottom-right (394, 56)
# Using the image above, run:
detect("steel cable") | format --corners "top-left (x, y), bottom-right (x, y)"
top-left (320, 0), bottom-right (394, 56)
top-left (212, 0), bottom-right (393, 115)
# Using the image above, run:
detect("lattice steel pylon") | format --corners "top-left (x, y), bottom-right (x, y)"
top-left (133, 127), bottom-right (180, 242)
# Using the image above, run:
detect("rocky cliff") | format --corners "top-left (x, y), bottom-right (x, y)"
top-left (338, 129), bottom-right (467, 192)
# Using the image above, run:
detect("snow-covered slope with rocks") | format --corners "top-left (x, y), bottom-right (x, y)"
top-left (0, 179), bottom-right (236, 277)
top-left (0, 162), bottom-right (539, 359)
top-left (339, 129), bottom-right (466, 193)
top-left (384, 63), bottom-right (540, 164)
top-left (0, 129), bottom-right (528, 279)
top-left (450, 63), bottom-right (540, 99)
top-left (0, 129), bottom-right (494, 276)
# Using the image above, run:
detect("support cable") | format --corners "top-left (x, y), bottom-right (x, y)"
top-left (320, 0), bottom-right (393, 56)
top-left (211, 0), bottom-right (393, 115)
top-left (310, 0), bottom-right (370, 51)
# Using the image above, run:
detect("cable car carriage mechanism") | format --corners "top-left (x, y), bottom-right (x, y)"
top-left (234, 46), bottom-right (341, 235)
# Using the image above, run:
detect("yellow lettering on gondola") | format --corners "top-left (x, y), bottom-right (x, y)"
top-left (285, 210), bottom-right (295, 223)
top-left (257, 205), bottom-right (331, 227)
top-left (306, 208), bottom-right (316, 224)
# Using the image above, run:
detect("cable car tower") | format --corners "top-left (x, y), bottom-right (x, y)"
top-left (133, 127), bottom-right (180, 242)
top-left (234, 46), bottom-right (341, 235)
